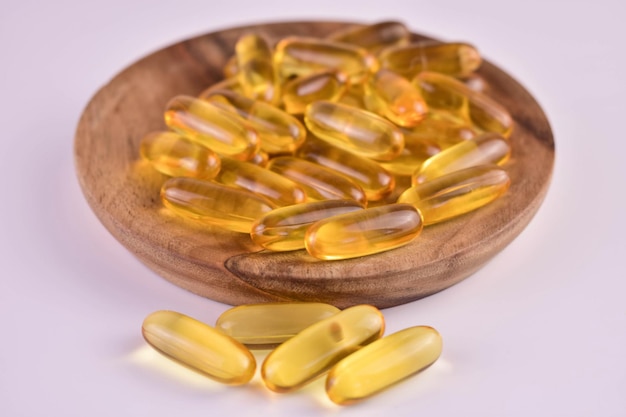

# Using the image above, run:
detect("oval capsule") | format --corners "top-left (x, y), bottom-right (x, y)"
top-left (199, 76), bottom-right (244, 97)
top-left (378, 134), bottom-right (441, 176)
top-left (326, 326), bottom-right (443, 405)
top-left (281, 70), bottom-right (349, 115)
top-left (327, 21), bottom-right (411, 53)
top-left (405, 111), bottom-right (477, 149)
top-left (235, 33), bottom-right (278, 104)
top-left (142, 310), bottom-right (256, 385)
top-left (216, 303), bottom-right (341, 346)
top-left (261, 305), bottom-right (385, 393)
top-left (305, 203), bottom-right (423, 260)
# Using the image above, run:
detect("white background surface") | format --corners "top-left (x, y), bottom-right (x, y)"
top-left (1, 0), bottom-right (625, 416)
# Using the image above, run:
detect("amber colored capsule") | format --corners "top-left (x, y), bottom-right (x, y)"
top-left (405, 111), bottom-right (477, 149)
top-left (274, 36), bottom-right (379, 84)
top-left (397, 165), bottom-right (510, 225)
top-left (235, 34), bottom-right (278, 104)
top-left (142, 310), bottom-right (256, 385)
top-left (326, 326), bottom-right (443, 405)
top-left (379, 41), bottom-right (482, 79)
top-left (413, 132), bottom-right (511, 184)
top-left (379, 134), bottom-right (441, 176)
top-left (199, 77), bottom-right (244, 97)
top-left (223, 56), bottom-right (239, 78)
top-left (248, 149), bottom-right (269, 166)
top-left (251, 200), bottom-right (364, 251)
top-left (267, 156), bottom-right (367, 206)
top-left (414, 72), bottom-right (513, 137)
top-left (140, 131), bottom-right (221, 179)
top-left (216, 303), bottom-right (341, 345)
top-left (336, 84), bottom-right (367, 109)
top-left (261, 305), bottom-right (385, 393)
top-left (161, 177), bottom-right (276, 233)
top-left (364, 69), bottom-right (428, 127)
top-left (304, 101), bottom-right (404, 161)
top-left (327, 21), bottom-right (411, 53)
top-left (281, 70), bottom-right (349, 115)
top-left (297, 137), bottom-right (395, 202)
top-left (305, 203), bottom-right (423, 260)
top-left (164, 95), bottom-right (259, 160)
top-left (459, 73), bottom-right (487, 93)
top-left (201, 89), bottom-right (306, 154)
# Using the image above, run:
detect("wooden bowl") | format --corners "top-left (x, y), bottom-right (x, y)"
top-left (74, 21), bottom-right (555, 309)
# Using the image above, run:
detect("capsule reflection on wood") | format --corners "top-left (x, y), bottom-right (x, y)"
top-left (326, 21), bottom-right (411, 53)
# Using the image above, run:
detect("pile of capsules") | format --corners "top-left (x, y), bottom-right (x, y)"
top-left (142, 304), bottom-right (443, 405)
top-left (140, 20), bottom-right (513, 260)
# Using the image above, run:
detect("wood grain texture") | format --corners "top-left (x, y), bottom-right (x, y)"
top-left (74, 21), bottom-right (555, 308)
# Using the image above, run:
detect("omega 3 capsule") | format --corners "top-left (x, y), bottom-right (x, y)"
top-left (261, 305), bottom-right (385, 393)
top-left (198, 77), bottom-right (244, 97)
top-left (326, 326), bottom-right (443, 405)
top-left (281, 70), bottom-right (349, 115)
top-left (327, 21), bottom-right (411, 53)
top-left (216, 303), bottom-right (341, 346)
top-left (235, 33), bottom-right (278, 103)
top-left (142, 310), bottom-right (256, 385)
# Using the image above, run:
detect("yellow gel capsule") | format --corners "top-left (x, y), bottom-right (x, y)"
top-left (267, 156), bottom-right (367, 207)
top-left (140, 131), bottom-right (221, 179)
top-left (336, 84), bottom-right (367, 109)
top-left (397, 165), bottom-right (510, 225)
top-left (142, 310), bottom-right (256, 385)
top-left (214, 157), bottom-right (307, 207)
top-left (261, 305), bottom-right (385, 392)
top-left (248, 149), bottom-right (269, 166)
top-left (413, 132), bottom-right (511, 184)
top-left (379, 41), bottom-right (482, 79)
top-left (251, 200), bottom-right (364, 251)
top-left (274, 36), bottom-right (379, 84)
top-left (199, 76), bottom-right (244, 97)
top-left (235, 34), bottom-right (278, 103)
top-left (281, 70), bottom-right (349, 115)
top-left (379, 134), bottom-right (441, 176)
top-left (164, 95), bottom-right (259, 160)
top-left (414, 72), bottom-right (513, 137)
top-left (201, 89), bottom-right (306, 154)
top-left (326, 326), bottom-right (443, 405)
top-left (327, 21), bottom-right (411, 53)
top-left (297, 137), bottom-right (395, 202)
top-left (305, 203), bottom-right (423, 260)
top-left (304, 101), bottom-right (404, 161)
top-left (364, 69), bottom-right (428, 127)
top-left (405, 111), bottom-right (477, 149)
top-left (216, 303), bottom-right (341, 345)
top-left (161, 177), bottom-right (276, 233)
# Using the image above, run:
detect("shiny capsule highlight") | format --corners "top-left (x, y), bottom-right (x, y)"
top-left (235, 33), bottom-right (278, 103)
top-left (327, 21), bottom-right (410, 53)
top-left (281, 70), bottom-right (349, 115)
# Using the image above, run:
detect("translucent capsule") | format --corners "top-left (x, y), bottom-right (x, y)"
top-left (327, 21), bottom-right (411, 53)
top-left (281, 70), bottom-right (349, 115)
top-left (379, 41), bottom-right (482, 79)
top-left (161, 177), bottom-right (277, 233)
top-left (267, 156), bottom-right (367, 206)
top-left (379, 134), bottom-right (441, 176)
top-left (235, 34), bottom-right (278, 103)
top-left (199, 77), bottom-right (244, 97)
top-left (414, 72), bottom-right (513, 137)
top-left (142, 310), bottom-right (256, 385)
top-left (397, 165), bottom-right (510, 225)
top-left (201, 89), bottom-right (306, 154)
top-left (364, 69), bottom-right (428, 127)
top-left (305, 203), bottom-right (423, 260)
top-left (214, 157), bottom-right (307, 207)
top-left (336, 84), bottom-right (367, 109)
top-left (164, 95), bottom-right (259, 160)
top-left (326, 326), bottom-right (443, 405)
top-left (413, 132), bottom-right (511, 184)
top-left (273, 36), bottom-right (379, 84)
top-left (261, 305), bottom-right (385, 393)
top-left (296, 137), bottom-right (395, 202)
top-left (251, 200), bottom-right (364, 251)
top-left (405, 111), bottom-right (477, 149)
top-left (304, 101), bottom-right (404, 161)
top-left (216, 303), bottom-right (341, 346)
top-left (140, 131), bottom-right (221, 179)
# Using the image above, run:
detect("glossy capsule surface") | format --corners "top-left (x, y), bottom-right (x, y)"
top-left (251, 200), bottom-right (364, 251)
top-left (161, 177), bottom-right (276, 233)
top-left (164, 95), bottom-right (259, 160)
top-left (405, 111), bottom-right (477, 149)
top-left (379, 133), bottom-right (441, 176)
top-left (267, 156), bottom-right (367, 206)
top-left (261, 305), bottom-right (385, 393)
top-left (201, 89), bottom-right (306, 154)
top-left (326, 326), bottom-right (443, 405)
top-left (235, 34), bottom-right (278, 103)
top-left (379, 41), bottom-right (482, 79)
top-left (214, 157), bottom-right (307, 207)
top-left (274, 36), bottom-right (378, 83)
top-left (397, 165), bottom-right (510, 225)
top-left (327, 21), bottom-right (410, 53)
top-left (281, 70), bottom-right (349, 115)
top-left (216, 303), bottom-right (341, 345)
top-left (413, 132), bottom-right (511, 184)
top-left (304, 101), bottom-right (404, 161)
top-left (199, 77), bottom-right (244, 96)
top-left (140, 131), bottom-right (221, 179)
top-left (364, 69), bottom-right (428, 127)
top-left (142, 310), bottom-right (256, 385)
top-left (305, 203), bottom-right (423, 260)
